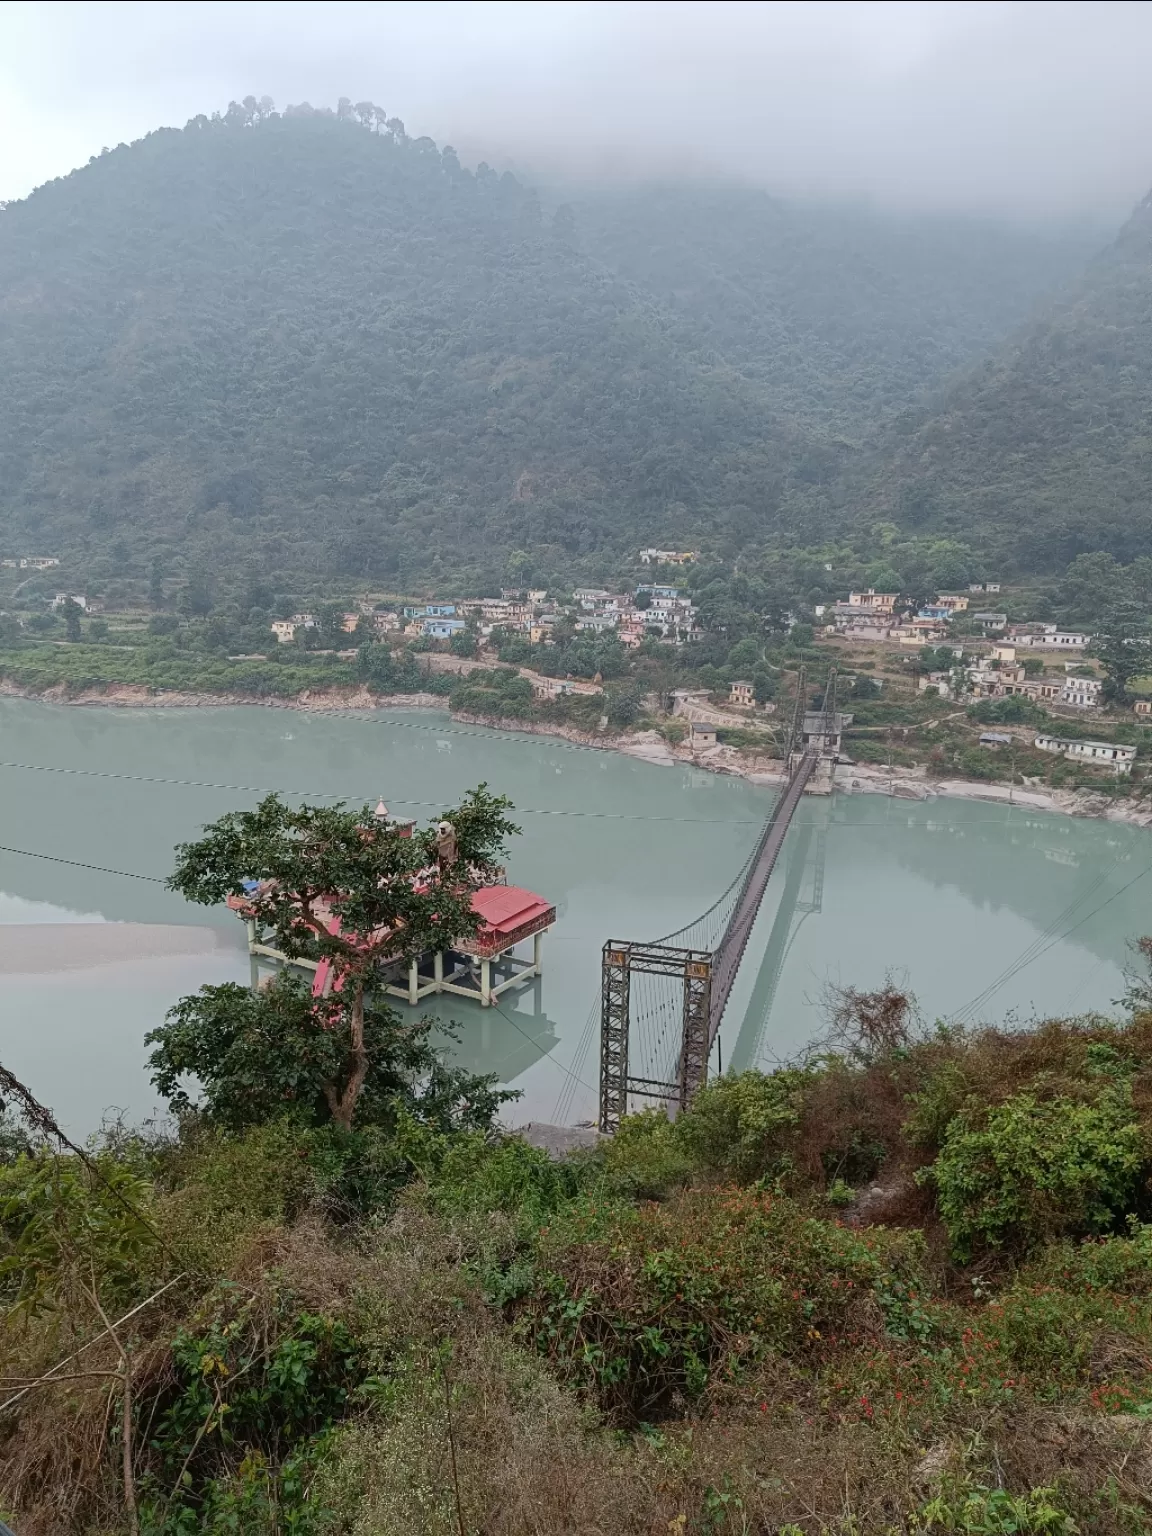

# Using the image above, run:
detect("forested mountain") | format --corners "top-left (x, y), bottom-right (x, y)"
top-left (841, 191), bottom-right (1152, 572)
top-left (573, 184), bottom-right (1098, 440)
top-left (0, 104), bottom-right (1113, 593)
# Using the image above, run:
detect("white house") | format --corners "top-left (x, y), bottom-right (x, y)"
top-left (1060, 677), bottom-right (1102, 710)
top-left (271, 621), bottom-right (297, 643)
top-left (1034, 734), bottom-right (1136, 774)
top-left (1012, 629), bottom-right (1089, 652)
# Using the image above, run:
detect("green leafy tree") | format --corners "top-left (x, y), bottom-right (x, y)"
top-left (752, 667), bottom-right (776, 705)
top-left (605, 680), bottom-right (642, 730)
top-left (168, 788), bottom-right (519, 1130)
top-left (62, 598), bottom-right (83, 642)
top-left (147, 973), bottom-right (508, 1135)
top-left (1092, 629), bottom-right (1152, 704)
top-left (449, 628), bottom-right (477, 658)
top-left (726, 636), bottom-right (762, 672)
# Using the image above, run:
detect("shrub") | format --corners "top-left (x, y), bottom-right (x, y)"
top-left (524, 1187), bottom-right (924, 1419)
top-left (595, 1107), bottom-right (695, 1200)
top-left (921, 1088), bottom-right (1146, 1259)
top-left (673, 1069), bottom-right (812, 1183)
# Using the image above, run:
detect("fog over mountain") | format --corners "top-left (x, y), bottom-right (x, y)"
top-left (1, 1), bottom-right (1149, 222)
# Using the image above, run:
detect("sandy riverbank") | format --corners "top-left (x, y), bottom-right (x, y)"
top-left (0, 923), bottom-right (235, 974)
top-left (3, 680), bottom-right (1149, 830)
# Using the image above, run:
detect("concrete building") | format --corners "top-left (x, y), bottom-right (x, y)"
top-left (1061, 677), bottom-right (1102, 709)
top-left (1011, 627), bottom-right (1089, 652)
top-left (1135, 700), bottom-right (1152, 716)
top-left (848, 589), bottom-right (898, 612)
top-left (422, 617), bottom-right (467, 639)
top-left (729, 680), bottom-right (755, 707)
top-left (639, 548), bottom-right (696, 565)
top-left (271, 621), bottom-right (297, 643)
top-left (690, 722), bottom-right (718, 748)
top-left (1034, 735), bottom-right (1137, 774)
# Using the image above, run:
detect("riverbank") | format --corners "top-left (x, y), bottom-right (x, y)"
top-left (3, 677), bottom-right (1149, 829)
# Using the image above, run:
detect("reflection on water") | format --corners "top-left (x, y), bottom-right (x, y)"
top-left (1, 697), bottom-right (1151, 1134)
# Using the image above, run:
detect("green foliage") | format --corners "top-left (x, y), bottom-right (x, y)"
top-left (968, 695), bottom-right (1046, 725)
top-left (147, 975), bottom-right (508, 1141)
top-left (921, 1088), bottom-right (1146, 1259)
top-left (170, 789), bottom-right (516, 977)
top-left (916, 1483), bottom-right (1078, 1534)
top-left (0, 1148), bottom-right (161, 1316)
top-left (138, 1295), bottom-right (362, 1533)
top-left (673, 1069), bottom-right (812, 1184)
top-left (0, 104), bottom-right (1101, 598)
top-left (841, 196), bottom-right (1152, 574)
top-left (525, 1187), bottom-right (923, 1418)
top-left (449, 667), bottom-right (536, 719)
top-left (0, 638), bottom-right (391, 700)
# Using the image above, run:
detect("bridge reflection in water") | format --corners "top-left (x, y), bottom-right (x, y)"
top-left (727, 799), bottom-right (828, 1076)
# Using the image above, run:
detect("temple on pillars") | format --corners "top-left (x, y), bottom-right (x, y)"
top-left (226, 799), bottom-right (556, 1009)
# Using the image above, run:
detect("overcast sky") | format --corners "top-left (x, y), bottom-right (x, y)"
top-left (1, 0), bottom-right (1150, 221)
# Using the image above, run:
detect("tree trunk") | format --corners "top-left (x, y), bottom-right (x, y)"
top-left (331, 981), bottom-right (370, 1131)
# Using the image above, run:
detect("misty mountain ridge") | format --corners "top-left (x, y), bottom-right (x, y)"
top-left (840, 188), bottom-right (1152, 569)
top-left (0, 103), bottom-right (1131, 590)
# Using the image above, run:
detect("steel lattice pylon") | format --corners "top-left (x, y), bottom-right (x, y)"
top-left (598, 941), bottom-right (712, 1133)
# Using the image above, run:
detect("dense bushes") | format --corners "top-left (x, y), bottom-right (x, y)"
top-left (525, 1187), bottom-right (923, 1419)
top-left (9, 986), bottom-right (1152, 1530)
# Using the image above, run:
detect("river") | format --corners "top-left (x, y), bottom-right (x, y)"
top-left (1, 697), bottom-right (1149, 1134)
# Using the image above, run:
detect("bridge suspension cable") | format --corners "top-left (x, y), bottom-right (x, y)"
top-left (598, 667), bottom-right (847, 1132)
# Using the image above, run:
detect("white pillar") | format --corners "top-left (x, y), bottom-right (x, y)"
top-left (408, 958), bottom-right (419, 1006)
top-left (434, 949), bottom-right (444, 989)
top-left (480, 957), bottom-right (491, 1006)
top-left (533, 930), bottom-right (543, 976)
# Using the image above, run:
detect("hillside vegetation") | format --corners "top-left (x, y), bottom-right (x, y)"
top-left (575, 183), bottom-right (1098, 441)
top-left (844, 193), bottom-right (1152, 572)
top-left (0, 103), bottom-right (1106, 597)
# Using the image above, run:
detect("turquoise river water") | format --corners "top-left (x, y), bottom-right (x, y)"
top-left (1, 697), bottom-right (1150, 1134)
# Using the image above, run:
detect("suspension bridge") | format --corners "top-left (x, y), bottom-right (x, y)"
top-left (598, 670), bottom-right (850, 1132)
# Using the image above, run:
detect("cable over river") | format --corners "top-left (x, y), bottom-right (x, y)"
top-left (0, 696), bottom-right (1149, 1134)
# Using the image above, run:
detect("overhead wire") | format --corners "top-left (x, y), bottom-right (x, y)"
top-left (488, 996), bottom-right (600, 1101)
top-left (950, 852), bottom-right (1151, 1024)
top-left (0, 843), bottom-right (166, 883)
top-left (0, 754), bottom-right (1086, 830)
top-left (0, 757), bottom-right (769, 827)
